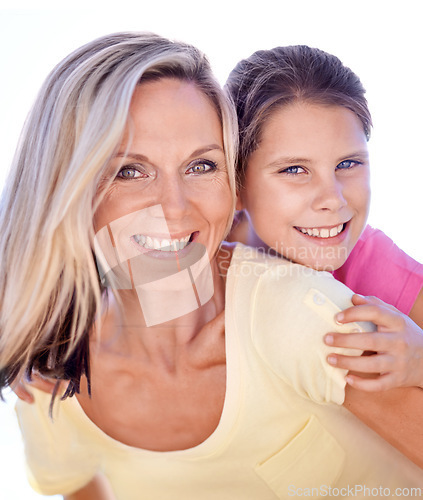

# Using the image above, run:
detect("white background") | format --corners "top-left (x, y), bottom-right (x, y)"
top-left (0, 1), bottom-right (422, 498)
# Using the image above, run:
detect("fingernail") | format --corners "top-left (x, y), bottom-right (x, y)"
top-left (345, 375), bottom-right (354, 385)
top-left (327, 355), bottom-right (337, 365)
top-left (335, 312), bottom-right (344, 323)
top-left (324, 334), bottom-right (334, 345)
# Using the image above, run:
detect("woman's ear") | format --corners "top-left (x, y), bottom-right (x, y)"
top-left (235, 191), bottom-right (244, 211)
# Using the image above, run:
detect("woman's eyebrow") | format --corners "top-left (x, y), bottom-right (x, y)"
top-left (114, 152), bottom-right (149, 162)
top-left (189, 144), bottom-right (224, 158)
top-left (114, 144), bottom-right (224, 164)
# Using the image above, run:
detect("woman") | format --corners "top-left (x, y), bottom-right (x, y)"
top-left (1, 33), bottom-right (422, 499)
top-left (225, 45), bottom-right (423, 391)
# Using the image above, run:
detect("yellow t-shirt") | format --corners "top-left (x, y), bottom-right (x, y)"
top-left (15, 245), bottom-right (423, 498)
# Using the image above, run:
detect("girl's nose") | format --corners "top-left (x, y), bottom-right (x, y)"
top-left (311, 175), bottom-right (347, 212)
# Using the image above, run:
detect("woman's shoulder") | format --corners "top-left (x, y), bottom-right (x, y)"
top-left (226, 243), bottom-right (329, 283)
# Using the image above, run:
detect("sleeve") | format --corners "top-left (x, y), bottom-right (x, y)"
top-left (334, 225), bottom-right (423, 315)
top-left (250, 263), bottom-right (375, 405)
top-left (15, 388), bottom-right (101, 496)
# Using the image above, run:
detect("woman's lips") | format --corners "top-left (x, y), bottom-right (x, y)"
top-left (131, 233), bottom-right (192, 252)
top-left (129, 231), bottom-right (200, 258)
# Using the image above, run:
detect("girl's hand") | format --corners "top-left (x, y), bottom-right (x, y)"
top-left (324, 294), bottom-right (423, 391)
top-left (11, 371), bottom-right (59, 403)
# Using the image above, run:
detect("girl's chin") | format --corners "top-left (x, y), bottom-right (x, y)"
top-left (282, 247), bottom-right (349, 272)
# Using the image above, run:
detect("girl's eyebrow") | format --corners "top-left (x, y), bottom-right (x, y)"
top-left (334, 150), bottom-right (370, 164)
top-left (264, 150), bottom-right (370, 169)
top-left (114, 144), bottom-right (224, 165)
top-left (264, 156), bottom-right (312, 169)
top-left (338, 150), bottom-right (370, 159)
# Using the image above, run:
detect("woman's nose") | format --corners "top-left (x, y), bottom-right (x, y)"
top-left (159, 177), bottom-right (190, 220)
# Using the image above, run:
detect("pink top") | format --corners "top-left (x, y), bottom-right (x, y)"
top-left (333, 226), bottom-right (423, 315)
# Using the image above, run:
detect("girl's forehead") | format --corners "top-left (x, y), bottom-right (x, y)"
top-left (263, 102), bottom-right (367, 139)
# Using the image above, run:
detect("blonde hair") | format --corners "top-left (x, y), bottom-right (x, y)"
top-left (0, 32), bottom-right (237, 394)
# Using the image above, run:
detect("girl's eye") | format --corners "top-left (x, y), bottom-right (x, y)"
top-left (116, 165), bottom-right (146, 179)
top-left (278, 166), bottom-right (306, 175)
top-left (337, 160), bottom-right (360, 170)
top-left (187, 160), bottom-right (217, 175)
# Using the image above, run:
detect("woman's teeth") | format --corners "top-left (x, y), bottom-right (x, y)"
top-left (297, 223), bottom-right (344, 239)
top-left (132, 234), bottom-right (191, 251)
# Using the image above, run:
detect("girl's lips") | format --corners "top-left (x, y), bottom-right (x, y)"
top-left (295, 223), bottom-right (345, 238)
top-left (294, 222), bottom-right (350, 246)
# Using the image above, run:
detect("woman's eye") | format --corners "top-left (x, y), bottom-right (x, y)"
top-left (187, 160), bottom-right (217, 175)
top-left (279, 166), bottom-right (306, 175)
top-left (116, 166), bottom-right (145, 179)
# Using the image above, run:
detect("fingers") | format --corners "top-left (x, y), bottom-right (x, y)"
top-left (344, 372), bottom-right (399, 392)
top-left (350, 294), bottom-right (369, 306)
top-left (326, 352), bottom-right (409, 392)
top-left (351, 294), bottom-right (396, 311)
top-left (29, 373), bottom-right (59, 393)
top-left (327, 351), bottom-right (394, 374)
top-left (325, 330), bottom-right (405, 353)
top-left (336, 300), bottom-right (406, 332)
top-left (11, 379), bottom-right (34, 403)
top-left (11, 372), bottom-right (58, 403)
top-left (326, 295), bottom-right (423, 391)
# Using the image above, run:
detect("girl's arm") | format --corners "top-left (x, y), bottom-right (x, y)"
top-left (410, 287), bottom-right (423, 329)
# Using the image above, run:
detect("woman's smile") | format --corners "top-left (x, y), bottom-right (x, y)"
top-left (131, 233), bottom-right (193, 252)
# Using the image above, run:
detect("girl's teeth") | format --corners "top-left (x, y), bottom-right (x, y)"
top-left (298, 224), bottom-right (344, 239)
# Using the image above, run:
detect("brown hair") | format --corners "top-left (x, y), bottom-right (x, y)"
top-left (225, 45), bottom-right (372, 184)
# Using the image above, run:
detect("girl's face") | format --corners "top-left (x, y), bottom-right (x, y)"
top-left (239, 101), bottom-right (370, 271)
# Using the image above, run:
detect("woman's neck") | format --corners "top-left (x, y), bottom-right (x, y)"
top-left (94, 256), bottom-right (227, 363)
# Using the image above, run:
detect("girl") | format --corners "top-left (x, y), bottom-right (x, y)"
top-left (226, 44), bottom-right (423, 392)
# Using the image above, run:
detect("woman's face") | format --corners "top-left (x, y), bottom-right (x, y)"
top-left (239, 101), bottom-right (370, 271)
top-left (95, 78), bottom-right (231, 264)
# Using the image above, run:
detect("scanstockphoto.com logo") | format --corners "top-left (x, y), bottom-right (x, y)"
top-left (288, 485), bottom-right (423, 497)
